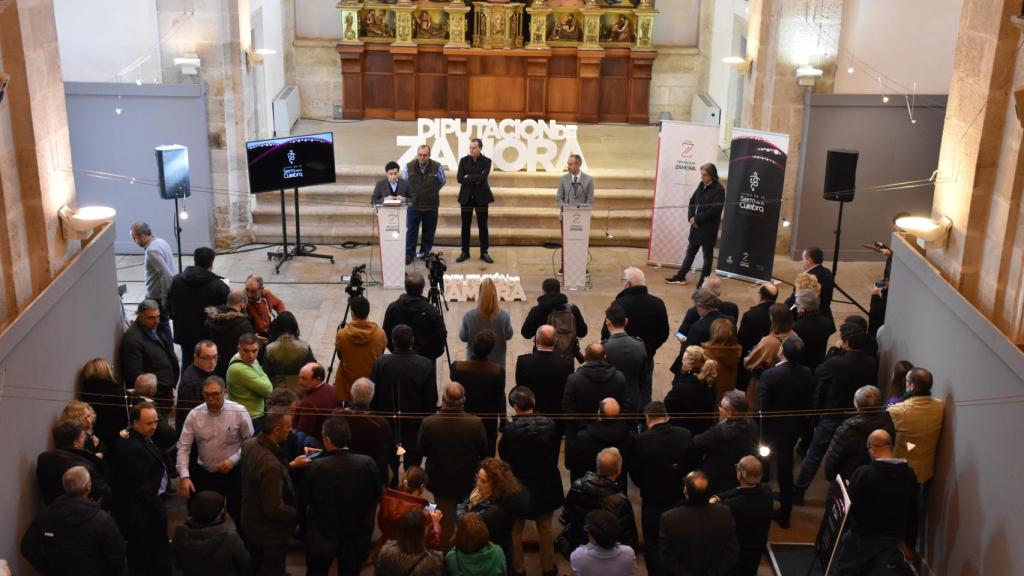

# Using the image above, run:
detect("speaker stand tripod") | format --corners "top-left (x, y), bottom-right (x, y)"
top-left (830, 200), bottom-right (869, 316)
top-left (267, 187), bottom-right (335, 273)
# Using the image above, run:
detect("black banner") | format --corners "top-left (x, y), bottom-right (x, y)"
top-left (716, 130), bottom-right (788, 283)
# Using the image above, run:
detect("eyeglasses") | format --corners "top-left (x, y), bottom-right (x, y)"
top-left (196, 354), bottom-right (218, 361)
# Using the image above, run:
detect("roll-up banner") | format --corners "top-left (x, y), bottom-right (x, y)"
top-left (648, 120), bottom-right (720, 267)
top-left (716, 128), bottom-right (790, 283)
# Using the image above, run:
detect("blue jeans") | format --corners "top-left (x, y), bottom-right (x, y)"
top-left (406, 208), bottom-right (438, 259)
top-left (832, 530), bottom-right (903, 575)
top-left (795, 416), bottom-right (843, 493)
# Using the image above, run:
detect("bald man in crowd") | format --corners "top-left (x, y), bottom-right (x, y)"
top-left (515, 324), bottom-right (575, 459)
top-left (563, 343), bottom-right (631, 443)
top-left (295, 363), bottom-right (336, 442)
top-left (566, 398), bottom-right (634, 487)
top-left (714, 456), bottom-right (773, 576)
top-left (659, 471), bottom-right (738, 575)
top-left (737, 282), bottom-right (779, 388)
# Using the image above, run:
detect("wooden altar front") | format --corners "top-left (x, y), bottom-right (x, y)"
top-left (336, 0), bottom-right (659, 124)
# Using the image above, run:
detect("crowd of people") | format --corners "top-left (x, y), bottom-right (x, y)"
top-left (20, 230), bottom-right (946, 576)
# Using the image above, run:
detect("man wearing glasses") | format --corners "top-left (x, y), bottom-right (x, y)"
top-left (174, 341), bottom-right (219, 433)
top-left (176, 375), bottom-right (253, 528)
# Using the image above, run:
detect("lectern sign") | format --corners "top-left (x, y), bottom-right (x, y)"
top-left (397, 118), bottom-right (588, 172)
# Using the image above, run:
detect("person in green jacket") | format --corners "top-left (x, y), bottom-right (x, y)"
top-left (227, 333), bottom-right (273, 431)
top-left (445, 512), bottom-right (506, 576)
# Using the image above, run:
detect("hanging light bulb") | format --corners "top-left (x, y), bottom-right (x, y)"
top-left (758, 445), bottom-right (772, 458)
top-left (179, 208), bottom-right (189, 220)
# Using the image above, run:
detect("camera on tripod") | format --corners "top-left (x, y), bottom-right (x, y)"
top-left (423, 252), bottom-right (447, 289)
top-left (342, 264), bottom-right (367, 299)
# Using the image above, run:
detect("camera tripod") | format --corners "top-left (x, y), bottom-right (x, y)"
top-left (325, 264), bottom-right (367, 385)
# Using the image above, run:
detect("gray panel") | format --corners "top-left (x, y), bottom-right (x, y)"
top-left (65, 81), bottom-right (214, 255)
top-left (792, 94), bottom-right (946, 263)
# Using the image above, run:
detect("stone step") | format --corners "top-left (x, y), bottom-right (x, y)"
top-left (284, 167), bottom-right (656, 190)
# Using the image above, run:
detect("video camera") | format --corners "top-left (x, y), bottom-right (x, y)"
top-left (423, 251), bottom-right (447, 289)
top-left (343, 264), bottom-right (367, 299)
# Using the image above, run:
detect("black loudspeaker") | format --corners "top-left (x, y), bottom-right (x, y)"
top-left (155, 145), bottom-right (191, 199)
top-left (823, 149), bottom-right (858, 202)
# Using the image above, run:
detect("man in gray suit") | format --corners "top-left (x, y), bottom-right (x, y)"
top-left (371, 161), bottom-right (413, 205)
top-left (601, 303), bottom-right (648, 417)
top-left (556, 154), bottom-right (594, 206)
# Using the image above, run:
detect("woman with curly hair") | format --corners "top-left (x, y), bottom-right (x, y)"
top-left (60, 400), bottom-right (105, 459)
top-left (663, 345), bottom-right (719, 436)
top-left (457, 458), bottom-right (529, 572)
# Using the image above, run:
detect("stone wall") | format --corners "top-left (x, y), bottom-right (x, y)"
top-left (293, 38), bottom-right (343, 120)
top-left (648, 46), bottom-right (701, 123)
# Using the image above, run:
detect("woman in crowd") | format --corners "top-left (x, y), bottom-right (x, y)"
top-left (744, 303), bottom-right (797, 405)
top-left (664, 345), bottom-right (719, 436)
top-left (375, 509), bottom-right (445, 576)
top-left (792, 289), bottom-right (834, 370)
top-left (887, 360), bottom-right (914, 405)
top-left (376, 466), bottom-right (443, 561)
top-left (457, 458), bottom-right (529, 572)
top-left (785, 272), bottom-right (822, 314)
top-left (263, 311), bottom-right (316, 393)
top-left (459, 278), bottom-right (513, 371)
top-left (701, 318), bottom-right (742, 401)
top-left (60, 400), bottom-right (105, 459)
top-left (445, 512), bottom-right (507, 576)
top-left (78, 357), bottom-right (125, 450)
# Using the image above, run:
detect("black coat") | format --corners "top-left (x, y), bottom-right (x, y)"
top-left (814, 350), bottom-right (877, 413)
top-left (786, 265), bottom-right (835, 317)
top-left (718, 484), bottom-right (773, 567)
top-left (561, 472), bottom-right (639, 551)
top-left (113, 429), bottom-right (167, 529)
top-left (629, 422), bottom-right (696, 507)
top-left (659, 501), bottom-right (738, 576)
top-left (566, 419), bottom-right (634, 484)
top-left (601, 285), bottom-right (670, 359)
top-left (520, 292), bottom-right (589, 341)
top-left (757, 361), bottom-right (815, 442)
top-left (664, 372), bottom-right (716, 437)
top-left (304, 449), bottom-right (383, 558)
top-left (456, 154), bottom-right (494, 205)
top-left (168, 266), bottom-right (229, 346)
top-left (239, 435), bottom-right (298, 546)
top-left (694, 420), bottom-right (758, 495)
top-left (562, 361), bottom-right (631, 439)
top-left (21, 494), bottom-right (127, 576)
top-left (382, 294), bottom-right (448, 360)
top-left (685, 310), bottom-right (736, 350)
top-left (418, 408), bottom-right (488, 499)
top-left (171, 520), bottom-right (250, 576)
top-left (450, 359), bottom-right (506, 456)
top-left (337, 407), bottom-right (395, 486)
top-left (204, 306), bottom-right (255, 378)
top-left (679, 302), bottom-right (740, 337)
top-left (793, 313), bottom-right (835, 370)
top-left (515, 350), bottom-right (574, 417)
top-left (737, 302), bottom-right (773, 356)
top-left (370, 350), bottom-right (438, 452)
top-left (498, 415), bottom-right (564, 516)
top-left (823, 411), bottom-right (896, 482)
top-left (602, 332), bottom-right (648, 411)
top-left (36, 448), bottom-right (113, 509)
top-left (79, 376), bottom-right (126, 451)
top-left (120, 320), bottom-right (179, 391)
top-left (847, 460), bottom-right (919, 544)
top-left (687, 180), bottom-right (726, 245)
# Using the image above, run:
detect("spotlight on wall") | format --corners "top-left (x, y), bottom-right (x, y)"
top-left (174, 54), bottom-right (202, 76)
top-left (59, 205), bottom-right (117, 240)
top-left (895, 215), bottom-right (952, 249)
top-left (795, 66), bottom-right (824, 87)
top-left (723, 56), bottom-right (752, 75)
top-left (782, 218), bottom-right (791, 228)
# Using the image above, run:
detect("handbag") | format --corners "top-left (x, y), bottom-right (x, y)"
top-left (377, 488), bottom-right (427, 541)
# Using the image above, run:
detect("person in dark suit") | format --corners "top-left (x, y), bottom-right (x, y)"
top-left (369, 324), bottom-right (438, 482)
top-left (167, 247), bottom-right (229, 373)
top-left (793, 322), bottom-right (877, 504)
top-left (120, 300), bottom-right (179, 407)
top-left (381, 273), bottom-right (448, 361)
top-left (713, 456), bottom-right (773, 576)
top-left (450, 330), bottom-right (506, 457)
top-left (677, 276), bottom-right (740, 336)
top-left (335, 378), bottom-right (395, 486)
top-left (666, 163), bottom-right (726, 288)
top-left (786, 246), bottom-right (834, 319)
top-left (694, 390), bottom-right (758, 496)
top-left (792, 290), bottom-right (835, 371)
top-left (737, 283), bottom-right (778, 359)
top-left (602, 267), bottom-right (670, 409)
top-left (113, 401), bottom-right (171, 576)
top-left (371, 161), bottom-right (413, 205)
top-left (456, 138), bottom-right (494, 263)
top-left (560, 447), bottom-right (639, 554)
top-left (515, 324), bottom-right (574, 461)
top-left (520, 278), bottom-right (589, 356)
top-left (36, 421), bottom-right (112, 509)
top-left (304, 417), bottom-right (384, 576)
top-left (823, 385), bottom-right (895, 485)
top-left (601, 304), bottom-right (648, 413)
top-left (629, 401), bottom-right (697, 576)
top-left (659, 471), bottom-right (739, 575)
top-left (563, 343), bottom-right (631, 442)
top-left (756, 336), bottom-right (814, 528)
top-left (566, 398), bottom-right (634, 486)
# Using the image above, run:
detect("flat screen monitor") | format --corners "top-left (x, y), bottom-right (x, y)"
top-left (245, 132), bottom-right (336, 193)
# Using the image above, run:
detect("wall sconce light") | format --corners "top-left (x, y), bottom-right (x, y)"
top-left (723, 56), bottom-right (751, 75)
top-left (246, 48), bottom-right (277, 66)
top-left (795, 65), bottom-right (824, 87)
top-left (895, 215), bottom-right (952, 249)
top-left (0, 72), bottom-right (9, 104)
top-left (59, 205), bottom-right (117, 240)
top-left (174, 54), bottom-right (202, 75)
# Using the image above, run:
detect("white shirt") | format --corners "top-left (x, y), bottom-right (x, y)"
top-left (176, 400), bottom-right (254, 477)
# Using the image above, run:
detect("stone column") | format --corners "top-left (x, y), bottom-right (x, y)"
top-left (0, 0), bottom-right (78, 320)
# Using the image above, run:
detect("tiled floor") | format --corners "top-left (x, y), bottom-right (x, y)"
top-left (120, 246), bottom-right (884, 575)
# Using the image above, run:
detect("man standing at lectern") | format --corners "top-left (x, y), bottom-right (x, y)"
top-left (372, 161), bottom-right (412, 205)
top-left (557, 154), bottom-right (594, 206)
top-left (456, 138), bottom-right (494, 264)
top-left (402, 145), bottom-right (446, 265)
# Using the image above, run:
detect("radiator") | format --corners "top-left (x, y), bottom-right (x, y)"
top-left (272, 85), bottom-right (300, 136)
